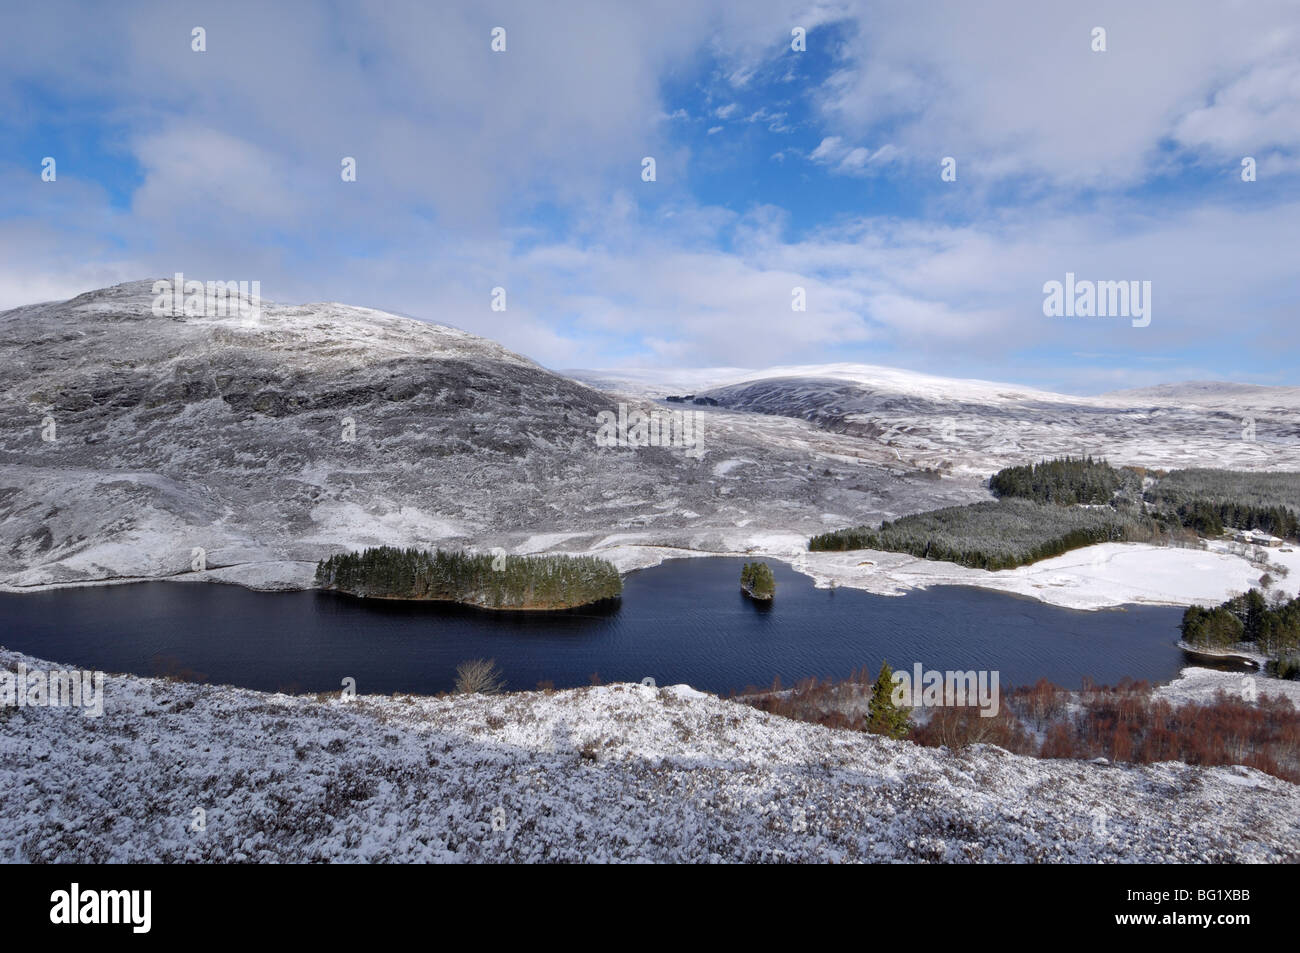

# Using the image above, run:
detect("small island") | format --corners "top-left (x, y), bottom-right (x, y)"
top-left (741, 561), bottom-right (775, 601)
top-left (315, 546), bottom-right (622, 610)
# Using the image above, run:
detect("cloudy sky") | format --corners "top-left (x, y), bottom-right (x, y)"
top-left (2, 0), bottom-right (1298, 392)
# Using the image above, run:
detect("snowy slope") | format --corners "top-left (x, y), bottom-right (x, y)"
top-left (2, 645), bottom-right (1296, 863)
top-left (575, 363), bottom-right (1300, 473)
top-left (569, 362), bottom-right (1077, 405)
top-left (704, 378), bottom-right (1299, 474)
top-left (1103, 381), bottom-right (1300, 412)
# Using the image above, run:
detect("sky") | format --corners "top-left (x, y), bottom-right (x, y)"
top-left (1, 0), bottom-right (1298, 394)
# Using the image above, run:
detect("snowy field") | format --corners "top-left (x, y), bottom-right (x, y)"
top-left (2, 645), bottom-right (1296, 863)
top-left (790, 541), bottom-right (1296, 611)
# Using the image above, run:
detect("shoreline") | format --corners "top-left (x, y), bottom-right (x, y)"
top-left (319, 587), bottom-right (622, 613)
top-left (1175, 640), bottom-right (1267, 668)
top-left (2, 533), bottom-right (1293, 614)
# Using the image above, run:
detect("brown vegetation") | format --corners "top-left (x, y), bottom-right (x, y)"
top-left (736, 671), bottom-right (1300, 784)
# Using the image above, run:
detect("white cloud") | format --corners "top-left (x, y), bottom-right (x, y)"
top-left (810, 137), bottom-right (844, 161)
top-left (808, 136), bottom-right (899, 174)
top-left (1, 0), bottom-right (1299, 391)
top-left (808, 0), bottom-right (1300, 187)
top-left (1173, 59), bottom-right (1300, 156)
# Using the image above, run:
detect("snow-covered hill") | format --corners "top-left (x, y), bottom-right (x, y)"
top-left (2, 645), bottom-right (1295, 863)
top-left (0, 282), bottom-right (984, 590)
top-left (575, 363), bottom-right (1300, 474)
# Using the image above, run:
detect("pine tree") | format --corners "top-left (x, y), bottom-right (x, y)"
top-left (866, 660), bottom-right (911, 739)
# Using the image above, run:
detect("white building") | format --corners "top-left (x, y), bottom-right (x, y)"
top-left (1232, 528), bottom-right (1284, 548)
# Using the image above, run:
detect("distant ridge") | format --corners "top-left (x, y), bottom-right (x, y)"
top-left (1101, 381), bottom-right (1300, 409)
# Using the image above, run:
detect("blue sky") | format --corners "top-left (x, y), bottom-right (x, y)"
top-left (1, 1), bottom-right (1298, 393)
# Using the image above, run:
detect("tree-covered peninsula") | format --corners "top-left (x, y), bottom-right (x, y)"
top-left (811, 458), bottom-right (1300, 571)
top-left (315, 546), bottom-right (622, 610)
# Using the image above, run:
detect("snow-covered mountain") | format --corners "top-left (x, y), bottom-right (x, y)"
top-left (0, 282), bottom-right (984, 590)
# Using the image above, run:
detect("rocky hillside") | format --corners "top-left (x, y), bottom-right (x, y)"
top-left (2, 645), bottom-right (1296, 863)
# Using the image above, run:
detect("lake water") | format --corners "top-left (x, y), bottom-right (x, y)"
top-left (0, 557), bottom-right (1205, 696)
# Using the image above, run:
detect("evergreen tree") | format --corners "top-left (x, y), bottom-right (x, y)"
top-left (866, 660), bottom-right (911, 739)
top-left (809, 498), bottom-right (1158, 569)
top-left (1182, 588), bottom-right (1300, 665)
top-left (1143, 468), bottom-right (1300, 541)
top-left (989, 455), bottom-right (1124, 505)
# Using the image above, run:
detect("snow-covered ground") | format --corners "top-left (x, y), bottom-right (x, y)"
top-left (2, 645), bottom-right (1296, 863)
top-left (790, 541), bottom-right (1292, 611)
top-left (1157, 666), bottom-right (1300, 708)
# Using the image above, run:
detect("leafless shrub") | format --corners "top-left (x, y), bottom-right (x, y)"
top-left (454, 658), bottom-right (506, 695)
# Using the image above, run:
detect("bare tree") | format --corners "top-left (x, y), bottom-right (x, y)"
top-left (454, 658), bottom-right (506, 695)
